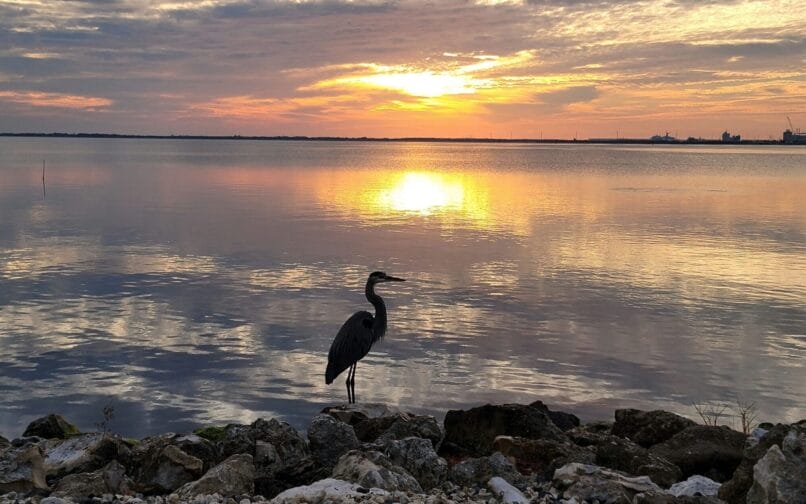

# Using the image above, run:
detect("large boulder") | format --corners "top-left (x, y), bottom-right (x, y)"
top-left (43, 433), bottom-right (132, 478)
top-left (529, 401), bottom-right (581, 432)
top-left (174, 454), bottom-right (255, 499)
top-left (719, 422), bottom-right (792, 503)
top-left (270, 478), bottom-right (389, 503)
top-left (306, 414), bottom-right (359, 469)
top-left (566, 421), bottom-right (614, 447)
top-left (22, 415), bottom-right (80, 440)
top-left (553, 462), bottom-right (662, 504)
top-left (324, 405), bottom-right (443, 449)
top-left (382, 437), bottom-right (447, 490)
top-left (250, 418), bottom-right (317, 497)
top-left (210, 417), bottom-right (317, 497)
top-left (0, 443), bottom-right (48, 493)
top-left (322, 403), bottom-right (402, 425)
top-left (373, 414), bottom-right (443, 449)
top-left (51, 460), bottom-right (132, 497)
top-left (0, 435), bottom-right (9, 454)
top-left (135, 444), bottom-right (203, 494)
top-left (746, 424), bottom-right (806, 504)
top-left (331, 449), bottom-right (422, 493)
top-left (493, 435), bottom-right (594, 480)
top-left (449, 452), bottom-right (525, 489)
top-left (613, 409), bottom-right (697, 448)
top-left (595, 435), bottom-right (682, 487)
top-left (218, 424), bottom-right (255, 459)
top-left (170, 434), bottom-right (218, 471)
top-left (443, 403), bottom-right (565, 457)
top-left (650, 425), bottom-right (746, 482)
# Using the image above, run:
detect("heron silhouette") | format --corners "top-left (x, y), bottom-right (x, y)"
top-left (325, 271), bottom-right (405, 404)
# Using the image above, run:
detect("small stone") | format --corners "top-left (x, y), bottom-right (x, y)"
top-left (238, 500), bottom-right (250, 504)
top-left (40, 497), bottom-right (66, 504)
top-left (668, 474), bottom-right (721, 497)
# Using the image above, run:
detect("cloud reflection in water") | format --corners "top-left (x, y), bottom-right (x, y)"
top-left (0, 139), bottom-right (804, 438)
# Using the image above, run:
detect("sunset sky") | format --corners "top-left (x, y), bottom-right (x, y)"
top-left (0, 0), bottom-right (804, 139)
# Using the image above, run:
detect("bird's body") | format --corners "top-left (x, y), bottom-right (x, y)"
top-left (325, 271), bottom-right (404, 403)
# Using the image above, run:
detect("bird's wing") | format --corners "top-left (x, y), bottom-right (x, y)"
top-left (325, 310), bottom-right (374, 384)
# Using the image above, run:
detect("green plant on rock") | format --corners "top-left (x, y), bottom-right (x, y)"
top-left (194, 425), bottom-right (227, 442)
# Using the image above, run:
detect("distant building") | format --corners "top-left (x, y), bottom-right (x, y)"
top-left (650, 132), bottom-right (676, 143)
top-left (721, 131), bottom-right (741, 143)
top-left (783, 129), bottom-right (806, 144)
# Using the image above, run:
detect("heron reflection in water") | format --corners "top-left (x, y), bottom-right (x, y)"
top-left (325, 271), bottom-right (405, 404)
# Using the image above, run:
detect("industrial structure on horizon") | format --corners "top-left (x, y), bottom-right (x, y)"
top-left (783, 116), bottom-right (806, 144)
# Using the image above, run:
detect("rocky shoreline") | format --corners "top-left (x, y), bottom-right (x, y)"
top-left (1, 402), bottom-right (803, 504)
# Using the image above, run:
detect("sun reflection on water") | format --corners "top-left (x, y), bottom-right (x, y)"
top-left (377, 172), bottom-right (465, 214)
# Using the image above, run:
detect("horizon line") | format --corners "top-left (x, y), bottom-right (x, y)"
top-left (0, 131), bottom-right (795, 146)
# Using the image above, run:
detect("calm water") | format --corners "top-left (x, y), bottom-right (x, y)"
top-left (0, 138), bottom-right (804, 438)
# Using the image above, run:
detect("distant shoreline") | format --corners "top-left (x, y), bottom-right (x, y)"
top-left (0, 132), bottom-right (799, 146)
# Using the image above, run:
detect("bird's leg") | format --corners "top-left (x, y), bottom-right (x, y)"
top-left (345, 364), bottom-right (354, 404)
top-left (350, 362), bottom-right (357, 404)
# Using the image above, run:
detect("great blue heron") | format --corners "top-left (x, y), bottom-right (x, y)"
top-left (325, 271), bottom-right (405, 404)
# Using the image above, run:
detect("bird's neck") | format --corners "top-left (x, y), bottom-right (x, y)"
top-left (365, 281), bottom-right (387, 338)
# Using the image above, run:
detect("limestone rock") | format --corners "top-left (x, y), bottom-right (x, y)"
top-left (250, 418), bottom-right (317, 497)
top-left (529, 401), bottom-right (580, 432)
top-left (553, 462), bottom-right (661, 504)
top-left (633, 494), bottom-right (723, 503)
top-left (22, 415), bottom-right (80, 440)
top-left (306, 414), bottom-right (359, 469)
top-left (613, 409), bottom-right (697, 448)
top-left (43, 433), bottom-right (132, 477)
top-left (331, 449), bottom-right (422, 493)
top-left (668, 475), bottom-right (721, 497)
top-left (373, 414), bottom-right (443, 449)
top-left (595, 435), bottom-right (682, 487)
top-left (493, 435), bottom-right (594, 480)
top-left (321, 403), bottom-right (402, 425)
top-left (174, 454), bottom-right (255, 499)
top-left (566, 421), bottom-right (614, 447)
top-left (270, 477), bottom-right (389, 503)
top-left (487, 476), bottom-right (528, 504)
top-left (51, 460), bottom-right (133, 497)
top-left (382, 436), bottom-right (447, 490)
top-left (449, 452), bottom-right (525, 489)
top-left (136, 444), bottom-right (204, 494)
top-left (0, 443), bottom-right (48, 493)
top-left (324, 405), bottom-right (443, 449)
top-left (171, 434), bottom-right (218, 472)
top-left (650, 425), bottom-right (746, 482)
top-left (218, 425), bottom-right (254, 459)
top-left (204, 417), bottom-right (316, 497)
top-left (443, 403), bottom-right (565, 457)
top-left (746, 424), bottom-right (806, 504)
top-left (719, 422), bottom-right (792, 504)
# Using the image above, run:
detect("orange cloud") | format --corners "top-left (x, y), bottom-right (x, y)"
top-left (0, 91), bottom-right (111, 109)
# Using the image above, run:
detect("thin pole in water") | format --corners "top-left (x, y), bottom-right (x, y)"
top-left (42, 160), bottom-right (46, 198)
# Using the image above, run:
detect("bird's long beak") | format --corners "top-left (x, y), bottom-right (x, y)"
top-left (385, 275), bottom-right (405, 282)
